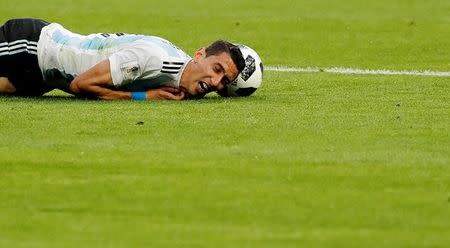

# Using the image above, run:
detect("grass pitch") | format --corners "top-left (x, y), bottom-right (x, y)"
top-left (1, 0), bottom-right (449, 247)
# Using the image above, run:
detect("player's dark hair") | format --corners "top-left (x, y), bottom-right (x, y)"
top-left (205, 40), bottom-right (245, 73)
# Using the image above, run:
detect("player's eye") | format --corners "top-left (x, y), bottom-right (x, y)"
top-left (214, 65), bottom-right (221, 73)
top-left (222, 76), bottom-right (231, 85)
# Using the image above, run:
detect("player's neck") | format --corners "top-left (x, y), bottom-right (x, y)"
top-left (179, 60), bottom-right (194, 88)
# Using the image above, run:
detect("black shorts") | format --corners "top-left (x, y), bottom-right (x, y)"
top-left (0, 18), bottom-right (52, 96)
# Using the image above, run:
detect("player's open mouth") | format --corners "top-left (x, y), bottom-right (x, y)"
top-left (199, 81), bottom-right (210, 93)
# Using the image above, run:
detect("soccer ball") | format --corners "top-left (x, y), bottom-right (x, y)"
top-left (217, 44), bottom-right (263, 97)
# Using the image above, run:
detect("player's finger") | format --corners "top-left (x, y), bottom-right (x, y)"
top-left (174, 91), bottom-right (185, 100)
top-left (159, 86), bottom-right (180, 93)
top-left (169, 91), bottom-right (185, 100)
top-left (161, 91), bottom-right (184, 100)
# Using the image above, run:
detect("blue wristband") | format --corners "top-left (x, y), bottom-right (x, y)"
top-left (131, 92), bottom-right (146, 100)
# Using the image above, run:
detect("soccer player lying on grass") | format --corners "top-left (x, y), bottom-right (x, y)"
top-left (0, 18), bottom-right (245, 100)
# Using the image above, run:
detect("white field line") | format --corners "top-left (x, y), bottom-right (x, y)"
top-left (266, 66), bottom-right (450, 77)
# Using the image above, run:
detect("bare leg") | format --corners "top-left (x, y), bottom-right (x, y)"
top-left (0, 77), bottom-right (16, 93)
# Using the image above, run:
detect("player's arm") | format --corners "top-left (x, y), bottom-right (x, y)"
top-left (69, 60), bottom-right (184, 100)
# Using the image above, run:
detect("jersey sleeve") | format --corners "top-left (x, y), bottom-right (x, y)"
top-left (109, 45), bottom-right (161, 86)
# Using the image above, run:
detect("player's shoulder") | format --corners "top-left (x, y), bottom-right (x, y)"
top-left (41, 22), bottom-right (69, 35)
top-left (135, 36), bottom-right (189, 58)
top-left (129, 39), bottom-right (190, 66)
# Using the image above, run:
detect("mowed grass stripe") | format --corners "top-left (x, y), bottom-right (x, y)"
top-left (1, 0), bottom-right (449, 247)
top-left (267, 66), bottom-right (450, 77)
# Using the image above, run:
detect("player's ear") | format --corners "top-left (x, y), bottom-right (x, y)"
top-left (193, 47), bottom-right (206, 62)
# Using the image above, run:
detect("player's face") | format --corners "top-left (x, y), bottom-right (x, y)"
top-left (179, 48), bottom-right (239, 98)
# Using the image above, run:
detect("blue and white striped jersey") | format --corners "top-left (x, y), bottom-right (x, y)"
top-left (37, 23), bottom-right (191, 92)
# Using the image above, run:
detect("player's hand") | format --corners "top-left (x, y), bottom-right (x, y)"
top-left (146, 87), bottom-right (185, 100)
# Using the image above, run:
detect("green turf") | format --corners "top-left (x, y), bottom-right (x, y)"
top-left (1, 0), bottom-right (449, 247)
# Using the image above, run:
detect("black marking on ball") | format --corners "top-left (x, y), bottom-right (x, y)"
top-left (217, 88), bottom-right (228, 97)
top-left (236, 87), bottom-right (257, 96)
top-left (241, 55), bottom-right (256, 81)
